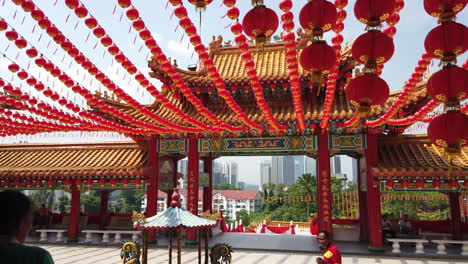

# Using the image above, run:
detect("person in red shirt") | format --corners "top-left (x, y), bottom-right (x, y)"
top-left (310, 215), bottom-right (319, 235)
top-left (316, 230), bottom-right (342, 264)
top-left (38, 204), bottom-right (50, 228)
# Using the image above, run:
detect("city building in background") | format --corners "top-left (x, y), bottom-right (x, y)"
top-left (141, 190), bottom-right (262, 220)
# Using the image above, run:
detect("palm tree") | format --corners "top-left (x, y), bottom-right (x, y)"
top-left (296, 173), bottom-right (316, 217)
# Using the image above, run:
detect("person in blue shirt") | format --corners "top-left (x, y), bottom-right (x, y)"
top-left (0, 190), bottom-right (54, 264)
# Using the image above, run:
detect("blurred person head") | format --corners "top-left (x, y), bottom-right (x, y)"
top-left (0, 190), bottom-right (33, 243)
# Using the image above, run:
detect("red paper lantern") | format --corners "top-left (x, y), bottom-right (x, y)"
top-left (118, 0), bottom-right (132, 8)
top-left (428, 110), bottom-right (468, 155)
top-left (65, 0), bottom-right (79, 9)
top-left (424, 0), bottom-right (467, 21)
top-left (53, 34), bottom-right (65, 44)
top-left (46, 26), bottom-right (59, 37)
top-left (126, 8), bottom-right (139, 20)
top-left (280, 0), bottom-right (293, 11)
top-left (93, 27), bottom-right (106, 38)
top-left (448, 180), bottom-right (459, 189)
top-left (174, 5), bottom-right (187, 18)
top-left (0, 19), bottom-right (7, 31)
top-left (227, 7), bottom-right (240, 20)
top-left (31, 9), bottom-right (45, 21)
top-left (132, 19), bottom-right (145, 31)
top-left (100, 36), bottom-right (113, 47)
top-left (5, 30), bottom-right (18, 41)
top-left (300, 41), bottom-right (337, 83)
top-left (424, 21), bottom-right (468, 63)
top-left (26, 48), bottom-right (38, 58)
top-left (38, 18), bottom-right (51, 29)
top-left (385, 180), bottom-right (395, 188)
top-left (345, 73), bottom-right (390, 115)
top-left (242, 5), bottom-right (279, 47)
top-left (400, 180), bottom-right (410, 189)
top-left (427, 65), bottom-right (468, 107)
top-left (354, 0), bottom-right (395, 27)
top-left (17, 71), bottom-right (28, 80)
top-left (352, 30), bottom-right (395, 69)
top-left (299, 0), bottom-right (337, 38)
top-left (74, 6), bottom-right (88, 18)
top-left (21, 1), bottom-right (35, 12)
top-left (14, 38), bottom-right (27, 49)
top-left (188, 0), bottom-right (214, 10)
top-left (85, 17), bottom-right (98, 29)
top-left (432, 180), bottom-right (442, 189)
top-left (139, 29), bottom-right (151, 40)
top-left (415, 180), bottom-right (425, 189)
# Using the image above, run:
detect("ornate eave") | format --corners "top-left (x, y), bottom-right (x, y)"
top-left (374, 135), bottom-right (468, 180)
top-left (0, 142), bottom-right (148, 179)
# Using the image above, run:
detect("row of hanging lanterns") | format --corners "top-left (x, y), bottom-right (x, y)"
top-left (385, 179), bottom-right (467, 189)
top-left (425, 0), bottom-right (468, 161)
top-left (345, 0), bottom-right (397, 120)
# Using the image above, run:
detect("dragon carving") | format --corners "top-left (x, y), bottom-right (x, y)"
top-left (210, 243), bottom-right (233, 264)
top-left (120, 241), bottom-right (141, 264)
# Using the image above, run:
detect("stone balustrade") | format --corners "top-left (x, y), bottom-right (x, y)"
top-left (387, 238), bottom-right (429, 254)
top-left (81, 230), bottom-right (141, 243)
top-left (36, 229), bottom-right (67, 242)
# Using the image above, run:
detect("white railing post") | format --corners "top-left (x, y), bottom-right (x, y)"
top-left (415, 241), bottom-right (425, 254)
top-left (56, 231), bottom-right (64, 242)
top-left (102, 232), bottom-right (110, 243)
top-left (114, 232), bottom-right (122, 243)
top-left (39, 231), bottom-right (47, 242)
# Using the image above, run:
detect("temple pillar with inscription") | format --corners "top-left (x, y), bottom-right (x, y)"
top-left (449, 192), bottom-right (462, 240)
top-left (317, 132), bottom-right (333, 238)
top-left (146, 136), bottom-right (159, 242)
top-left (68, 183), bottom-right (81, 242)
top-left (186, 138), bottom-right (199, 244)
top-left (99, 190), bottom-right (109, 230)
top-left (365, 134), bottom-right (384, 252)
top-left (202, 157), bottom-right (214, 214)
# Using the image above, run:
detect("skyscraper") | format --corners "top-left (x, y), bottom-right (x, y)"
top-left (271, 156), bottom-right (295, 186)
top-left (293, 156), bottom-right (305, 183)
top-left (213, 161), bottom-right (223, 185)
top-left (230, 162), bottom-right (238, 187)
top-left (332, 156), bottom-right (342, 175)
top-left (304, 156), bottom-right (316, 175)
top-left (260, 160), bottom-right (272, 188)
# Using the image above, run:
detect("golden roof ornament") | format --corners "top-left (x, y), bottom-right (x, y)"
top-left (132, 211), bottom-right (146, 223)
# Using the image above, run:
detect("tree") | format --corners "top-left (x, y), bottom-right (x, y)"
top-left (80, 191), bottom-right (100, 214)
top-left (213, 183), bottom-right (239, 190)
top-left (236, 209), bottom-right (250, 226)
top-left (295, 173), bottom-right (316, 217)
top-left (28, 190), bottom-right (55, 211)
top-left (54, 195), bottom-right (70, 213)
top-left (112, 190), bottom-right (144, 213)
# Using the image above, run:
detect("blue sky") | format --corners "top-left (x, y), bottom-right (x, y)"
top-left (0, 0), bottom-right (466, 183)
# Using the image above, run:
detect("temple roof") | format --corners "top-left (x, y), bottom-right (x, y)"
top-left (0, 142), bottom-right (148, 179)
top-left (375, 135), bottom-right (468, 179)
top-left (149, 38), bottom-right (354, 85)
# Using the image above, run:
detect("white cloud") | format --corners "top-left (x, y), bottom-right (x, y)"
top-left (167, 39), bottom-right (194, 56)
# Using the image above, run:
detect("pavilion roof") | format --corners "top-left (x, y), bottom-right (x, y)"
top-left (375, 135), bottom-right (468, 179)
top-left (0, 142), bottom-right (148, 179)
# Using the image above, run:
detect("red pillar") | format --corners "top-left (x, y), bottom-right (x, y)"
top-left (317, 132), bottom-right (333, 237)
top-left (357, 157), bottom-right (369, 241)
top-left (203, 157), bottom-right (213, 213)
top-left (146, 136), bottom-right (159, 241)
top-left (68, 184), bottom-right (80, 242)
top-left (449, 192), bottom-right (462, 240)
top-left (187, 138), bottom-right (199, 243)
top-left (365, 134), bottom-right (384, 252)
top-left (99, 190), bottom-right (109, 229)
